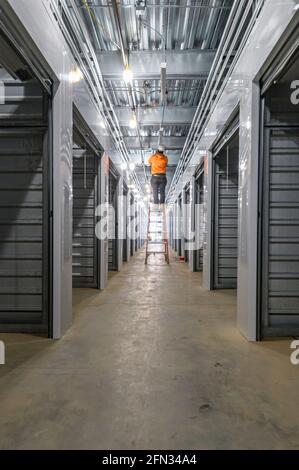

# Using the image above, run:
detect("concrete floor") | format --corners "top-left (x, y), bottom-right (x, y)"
top-left (0, 250), bottom-right (299, 450)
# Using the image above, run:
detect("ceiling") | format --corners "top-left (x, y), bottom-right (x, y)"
top-left (68, 0), bottom-right (234, 189)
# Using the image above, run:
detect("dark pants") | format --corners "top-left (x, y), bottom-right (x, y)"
top-left (151, 174), bottom-right (167, 204)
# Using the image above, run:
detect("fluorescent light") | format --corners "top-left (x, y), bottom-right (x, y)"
top-left (129, 162), bottom-right (136, 171)
top-left (70, 67), bottom-right (83, 83)
top-left (129, 115), bottom-right (137, 129)
top-left (123, 67), bottom-right (133, 83)
top-left (120, 162), bottom-right (127, 171)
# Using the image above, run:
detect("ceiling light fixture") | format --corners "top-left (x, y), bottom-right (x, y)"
top-left (129, 114), bottom-right (137, 129)
top-left (70, 67), bottom-right (83, 83)
top-left (123, 66), bottom-right (133, 83)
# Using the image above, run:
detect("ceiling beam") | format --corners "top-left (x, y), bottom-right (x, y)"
top-left (97, 50), bottom-right (216, 81)
top-left (124, 136), bottom-right (185, 150)
top-left (115, 106), bottom-right (196, 126)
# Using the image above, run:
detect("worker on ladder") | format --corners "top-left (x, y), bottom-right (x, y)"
top-left (148, 145), bottom-right (168, 208)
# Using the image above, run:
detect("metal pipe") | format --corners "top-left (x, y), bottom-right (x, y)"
top-left (111, 0), bottom-right (128, 67)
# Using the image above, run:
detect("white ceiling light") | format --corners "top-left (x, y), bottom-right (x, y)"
top-left (129, 115), bottom-right (137, 129)
top-left (70, 67), bottom-right (83, 83)
top-left (123, 67), bottom-right (133, 83)
top-left (120, 162), bottom-right (128, 171)
top-left (129, 162), bottom-right (136, 171)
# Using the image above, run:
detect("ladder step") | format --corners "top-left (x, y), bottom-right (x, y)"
top-left (145, 206), bottom-right (169, 265)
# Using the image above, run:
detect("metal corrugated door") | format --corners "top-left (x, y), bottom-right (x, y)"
top-left (0, 128), bottom-right (49, 332)
top-left (178, 195), bottom-right (182, 257)
top-left (123, 187), bottom-right (128, 262)
top-left (184, 187), bottom-right (190, 263)
top-left (213, 139), bottom-right (239, 289)
top-left (72, 150), bottom-right (99, 288)
top-left (195, 170), bottom-right (204, 272)
top-left (108, 170), bottom-right (118, 271)
top-left (261, 128), bottom-right (299, 336)
top-left (259, 48), bottom-right (299, 337)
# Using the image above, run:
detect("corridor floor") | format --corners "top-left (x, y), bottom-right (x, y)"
top-left (0, 251), bottom-right (299, 450)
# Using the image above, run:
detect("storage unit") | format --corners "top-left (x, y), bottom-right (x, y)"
top-left (194, 166), bottom-right (204, 272)
top-left (108, 162), bottom-right (119, 271)
top-left (177, 194), bottom-right (183, 257)
top-left (0, 42), bottom-right (52, 333)
top-left (259, 46), bottom-right (299, 337)
top-left (72, 112), bottom-right (102, 288)
top-left (212, 116), bottom-right (239, 289)
top-left (184, 184), bottom-right (191, 263)
top-left (122, 185), bottom-right (129, 263)
top-left (130, 194), bottom-right (135, 257)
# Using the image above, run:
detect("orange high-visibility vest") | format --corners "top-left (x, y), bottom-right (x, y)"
top-left (148, 152), bottom-right (168, 175)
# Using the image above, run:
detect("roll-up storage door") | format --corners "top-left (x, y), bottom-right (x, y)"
top-left (212, 115), bottom-right (239, 289)
top-left (0, 79), bottom-right (51, 333)
top-left (178, 195), bottom-right (182, 257)
top-left (123, 185), bottom-right (128, 262)
top-left (195, 166), bottom-right (204, 272)
top-left (130, 195), bottom-right (134, 257)
top-left (108, 163), bottom-right (118, 271)
top-left (72, 111), bottom-right (101, 288)
top-left (174, 200), bottom-right (179, 254)
top-left (259, 47), bottom-right (299, 337)
top-left (184, 185), bottom-right (190, 263)
top-left (72, 149), bottom-right (99, 288)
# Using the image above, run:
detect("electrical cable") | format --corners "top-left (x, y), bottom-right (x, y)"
top-left (80, 0), bottom-right (121, 50)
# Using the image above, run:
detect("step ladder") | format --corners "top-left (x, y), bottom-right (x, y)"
top-left (145, 205), bottom-right (170, 265)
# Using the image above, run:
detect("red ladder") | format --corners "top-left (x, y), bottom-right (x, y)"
top-left (145, 205), bottom-right (170, 265)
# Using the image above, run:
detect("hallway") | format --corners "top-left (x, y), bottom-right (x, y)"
top-left (0, 251), bottom-right (299, 450)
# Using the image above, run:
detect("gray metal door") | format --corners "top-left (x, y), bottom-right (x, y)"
top-left (261, 127), bottom-right (299, 336)
top-left (123, 187), bottom-right (128, 262)
top-left (0, 128), bottom-right (50, 332)
top-left (260, 48), bottom-right (299, 336)
top-left (108, 170), bottom-right (118, 271)
top-left (184, 187), bottom-right (190, 263)
top-left (213, 135), bottom-right (239, 289)
top-left (0, 76), bottom-right (51, 333)
top-left (195, 170), bottom-right (204, 272)
top-left (72, 150), bottom-right (99, 288)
